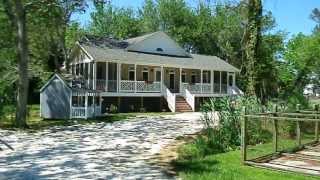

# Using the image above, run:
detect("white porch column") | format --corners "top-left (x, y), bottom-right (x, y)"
top-left (233, 73), bottom-right (236, 87)
top-left (160, 66), bottom-right (164, 92)
top-left (220, 71), bottom-right (222, 94)
top-left (117, 63), bottom-right (121, 92)
top-left (93, 62), bottom-right (97, 90)
top-left (134, 64), bottom-right (137, 93)
top-left (179, 68), bottom-right (182, 94)
top-left (93, 93), bottom-right (96, 117)
top-left (88, 62), bottom-right (91, 89)
top-left (105, 62), bottom-right (108, 91)
top-left (85, 92), bottom-right (88, 119)
top-left (200, 69), bottom-right (203, 93)
top-left (211, 70), bottom-right (214, 94)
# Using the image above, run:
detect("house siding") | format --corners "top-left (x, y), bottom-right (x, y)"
top-left (40, 76), bottom-right (71, 119)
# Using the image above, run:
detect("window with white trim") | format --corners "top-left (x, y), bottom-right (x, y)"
top-left (181, 71), bottom-right (186, 83)
top-left (128, 65), bottom-right (135, 81)
top-left (142, 67), bottom-right (149, 81)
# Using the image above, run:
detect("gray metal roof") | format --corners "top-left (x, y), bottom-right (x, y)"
top-left (80, 44), bottom-right (240, 72)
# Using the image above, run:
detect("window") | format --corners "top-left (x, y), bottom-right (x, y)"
top-left (142, 67), bottom-right (149, 81)
top-left (181, 71), bottom-right (186, 83)
top-left (155, 70), bottom-right (161, 82)
top-left (128, 66), bottom-right (135, 81)
top-left (203, 71), bottom-right (210, 83)
top-left (129, 71), bottom-right (135, 81)
top-left (156, 48), bottom-right (163, 52)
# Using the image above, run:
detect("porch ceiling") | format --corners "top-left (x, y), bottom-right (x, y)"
top-left (81, 44), bottom-right (240, 72)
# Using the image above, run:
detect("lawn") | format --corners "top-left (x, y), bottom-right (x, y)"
top-left (0, 104), bottom-right (175, 130)
top-left (174, 149), bottom-right (317, 180)
top-left (174, 135), bottom-right (318, 180)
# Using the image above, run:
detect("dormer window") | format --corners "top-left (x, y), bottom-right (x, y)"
top-left (156, 48), bottom-right (163, 52)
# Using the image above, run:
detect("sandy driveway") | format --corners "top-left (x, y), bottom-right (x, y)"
top-left (0, 112), bottom-right (203, 180)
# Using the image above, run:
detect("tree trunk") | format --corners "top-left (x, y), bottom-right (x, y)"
top-left (15, 0), bottom-right (29, 128)
top-left (243, 0), bottom-right (262, 96)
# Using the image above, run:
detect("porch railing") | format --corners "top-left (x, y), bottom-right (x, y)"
top-left (182, 88), bottom-right (195, 111)
top-left (136, 81), bottom-right (160, 92)
top-left (119, 80), bottom-right (161, 92)
top-left (71, 106), bottom-right (101, 119)
top-left (162, 84), bottom-right (175, 112)
top-left (71, 107), bottom-right (86, 118)
top-left (120, 80), bottom-right (135, 92)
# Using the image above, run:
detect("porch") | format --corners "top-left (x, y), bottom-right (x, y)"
top-left (70, 62), bottom-right (237, 95)
top-left (70, 90), bottom-right (102, 119)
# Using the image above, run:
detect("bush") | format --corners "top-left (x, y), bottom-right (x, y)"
top-left (199, 96), bottom-right (274, 155)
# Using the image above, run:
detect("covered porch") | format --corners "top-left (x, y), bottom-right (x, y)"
top-left (70, 90), bottom-right (102, 119)
top-left (71, 61), bottom-right (237, 96)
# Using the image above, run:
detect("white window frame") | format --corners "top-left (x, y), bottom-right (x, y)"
top-left (128, 65), bottom-right (135, 81)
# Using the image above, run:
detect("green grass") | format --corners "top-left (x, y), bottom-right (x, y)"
top-left (174, 149), bottom-right (317, 180)
top-left (174, 134), bottom-right (318, 180)
top-left (247, 134), bottom-right (315, 160)
top-left (0, 104), bottom-right (175, 130)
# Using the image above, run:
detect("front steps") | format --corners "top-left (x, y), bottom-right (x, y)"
top-left (175, 96), bottom-right (193, 112)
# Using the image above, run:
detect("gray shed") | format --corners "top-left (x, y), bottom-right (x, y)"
top-left (40, 73), bottom-right (102, 119)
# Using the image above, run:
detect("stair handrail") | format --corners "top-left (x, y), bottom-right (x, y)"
top-left (183, 88), bottom-right (195, 111)
top-left (162, 83), bottom-right (176, 112)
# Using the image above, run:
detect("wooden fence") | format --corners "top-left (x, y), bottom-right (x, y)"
top-left (241, 104), bottom-right (320, 164)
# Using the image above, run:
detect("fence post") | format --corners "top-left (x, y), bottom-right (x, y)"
top-left (296, 104), bottom-right (301, 147)
top-left (241, 106), bottom-right (247, 164)
top-left (315, 104), bottom-right (319, 142)
top-left (273, 105), bottom-right (278, 153)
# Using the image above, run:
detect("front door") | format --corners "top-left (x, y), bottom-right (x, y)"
top-left (169, 73), bottom-right (175, 91)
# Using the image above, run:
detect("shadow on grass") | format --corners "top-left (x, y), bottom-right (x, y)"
top-left (0, 114), bottom-right (135, 131)
top-left (171, 157), bottom-right (219, 174)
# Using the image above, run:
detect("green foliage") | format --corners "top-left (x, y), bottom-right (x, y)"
top-left (89, 3), bottom-right (141, 39)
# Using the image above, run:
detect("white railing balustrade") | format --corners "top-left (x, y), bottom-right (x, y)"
top-left (96, 79), bottom-right (106, 91)
top-left (202, 83), bottom-right (212, 93)
top-left (182, 83), bottom-right (201, 93)
top-left (182, 88), bottom-right (195, 111)
top-left (120, 80), bottom-right (135, 92)
top-left (108, 80), bottom-right (117, 92)
top-left (71, 107), bottom-right (86, 118)
top-left (136, 81), bottom-right (161, 92)
top-left (162, 84), bottom-right (175, 112)
top-left (214, 84), bottom-right (220, 93)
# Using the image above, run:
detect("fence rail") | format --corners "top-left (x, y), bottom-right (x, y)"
top-left (241, 105), bottom-right (320, 164)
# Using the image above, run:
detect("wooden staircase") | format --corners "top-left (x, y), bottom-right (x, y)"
top-left (175, 96), bottom-right (193, 112)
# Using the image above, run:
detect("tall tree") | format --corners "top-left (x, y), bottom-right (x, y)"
top-left (242, 0), bottom-right (262, 96)
top-left (2, 0), bottom-right (29, 128)
top-left (311, 8), bottom-right (320, 32)
top-left (139, 0), bottom-right (159, 33)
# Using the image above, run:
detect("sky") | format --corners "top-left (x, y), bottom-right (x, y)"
top-left (71, 0), bottom-right (320, 36)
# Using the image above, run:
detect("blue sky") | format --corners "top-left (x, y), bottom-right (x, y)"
top-left (72, 0), bottom-right (320, 36)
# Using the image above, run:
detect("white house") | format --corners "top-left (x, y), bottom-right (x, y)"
top-left (41, 31), bottom-right (242, 119)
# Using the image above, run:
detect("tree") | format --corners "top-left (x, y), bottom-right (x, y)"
top-left (311, 8), bottom-right (320, 32)
top-left (2, 0), bottom-right (29, 128)
top-left (242, 0), bottom-right (262, 96)
top-left (139, 0), bottom-right (159, 33)
top-left (90, 2), bottom-right (141, 39)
